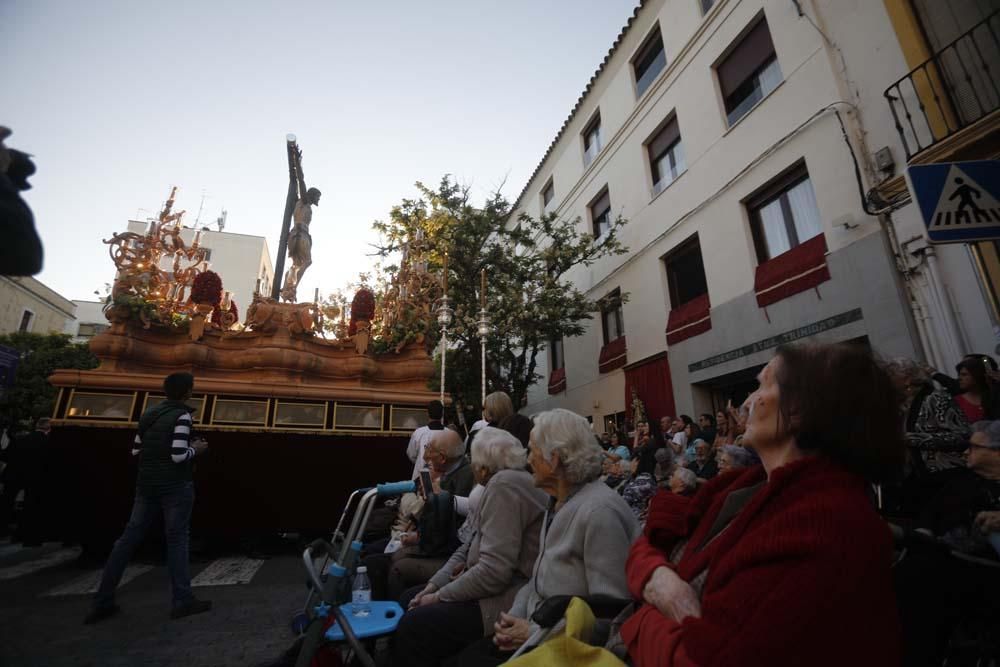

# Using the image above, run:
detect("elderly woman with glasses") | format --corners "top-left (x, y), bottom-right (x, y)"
top-left (457, 408), bottom-right (640, 667)
top-left (896, 419), bottom-right (1000, 664)
top-left (393, 427), bottom-right (550, 667)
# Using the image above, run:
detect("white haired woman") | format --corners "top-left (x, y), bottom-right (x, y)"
top-left (457, 408), bottom-right (641, 666)
top-left (716, 444), bottom-right (756, 475)
top-left (393, 427), bottom-right (550, 667)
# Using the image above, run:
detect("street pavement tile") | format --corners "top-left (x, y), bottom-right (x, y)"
top-left (42, 563), bottom-right (154, 596)
top-left (0, 546), bottom-right (80, 581)
top-left (191, 556), bottom-right (266, 586)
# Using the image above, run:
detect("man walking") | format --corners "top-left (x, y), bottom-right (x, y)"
top-left (85, 372), bottom-right (211, 623)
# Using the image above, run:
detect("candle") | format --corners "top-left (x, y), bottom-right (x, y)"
top-left (222, 291), bottom-right (232, 310)
top-left (442, 252), bottom-right (449, 294)
top-left (193, 229), bottom-right (202, 246)
top-left (255, 278), bottom-right (261, 295)
top-left (480, 269), bottom-right (486, 309)
top-left (314, 287), bottom-right (320, 303)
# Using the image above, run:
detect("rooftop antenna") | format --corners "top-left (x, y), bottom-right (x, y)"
top-left (194, 189), bottom-right (208, 227)
top-left (216, 208), bottom-right (227, 232)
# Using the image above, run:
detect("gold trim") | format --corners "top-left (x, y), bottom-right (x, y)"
top-left (65, 389), bottom-right (137, 422)
top-left (273, 400), bottom-right (328, 428)
top-left (209, 398), bottom-right (269, 425)
top-left (333, 403), bottom-right (384, 431)
top-left (142, 394), bottom-right (206, 423)
top-left (51, 388), bottom-right (63, 419)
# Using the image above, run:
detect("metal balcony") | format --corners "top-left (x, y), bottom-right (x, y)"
top-left (884, 10), bottom-right (1000, 159)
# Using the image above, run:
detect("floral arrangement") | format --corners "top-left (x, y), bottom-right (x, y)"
top-left (349, 288), bottom-right (376, 336)
top-left (190, 270), bottom-right (223, 306)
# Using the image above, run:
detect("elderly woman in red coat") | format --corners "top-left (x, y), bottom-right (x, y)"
top-left (622, 342), bottom-right (904, 666)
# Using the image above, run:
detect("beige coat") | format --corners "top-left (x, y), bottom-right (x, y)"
top-left (429, 468), bottom-right (549, 634)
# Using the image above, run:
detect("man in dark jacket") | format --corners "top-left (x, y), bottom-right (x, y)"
top-left (85, 372), bottom-right (211, 624)
top-left (0, 417), bottom-right (50, 544)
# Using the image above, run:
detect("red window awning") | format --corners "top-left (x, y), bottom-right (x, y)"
top-left (753, 235), bottom-right (831, 308)
top-left (665, 293), bottom-right (712, 346)
top-left (598, 336), bottom-right (628, 374)
top-left (547, 367), bottom-right (566, 394)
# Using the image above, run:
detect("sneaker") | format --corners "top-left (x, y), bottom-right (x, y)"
top-left (170, 598), bottom-right (212, 619)
top-left (84, 604), bottom-right (121, 624)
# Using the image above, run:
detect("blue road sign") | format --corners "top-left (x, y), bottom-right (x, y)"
top-left (907, 160), bottom-right (1000, 244)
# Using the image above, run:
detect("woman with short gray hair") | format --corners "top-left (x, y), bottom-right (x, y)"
top-left (669, 467), bottom-right (698, 496)
top-left (395, 427), bottom-right (549, 667)
top-left (457, 408), bottom-right (640, 663)
top-left (717, 445), bottom-right (756, 475)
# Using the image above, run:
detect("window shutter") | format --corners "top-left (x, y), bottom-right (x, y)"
top-left (591, 190), bottom-right (611, 218)
top-left (648, 117), bottom-right (681, 161)
top-left (717, 18), bottom-right (775, 97)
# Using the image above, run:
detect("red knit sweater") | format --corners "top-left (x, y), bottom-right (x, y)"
top-left (621, 456), bottom-right (901, 666)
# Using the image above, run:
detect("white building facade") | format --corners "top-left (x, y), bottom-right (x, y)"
top-left (125, 221), bottom-right (274, 318)
top-left (0, 276), bottom-right (76, 336)
top-left (513, 0), bottom-right (997, 429)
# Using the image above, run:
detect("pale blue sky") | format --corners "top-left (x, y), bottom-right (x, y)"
top-left (2, 0), bottom-right (637, 304)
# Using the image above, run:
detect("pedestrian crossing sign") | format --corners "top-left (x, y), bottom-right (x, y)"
top-left (907, 160), bottom-right (1000, 244)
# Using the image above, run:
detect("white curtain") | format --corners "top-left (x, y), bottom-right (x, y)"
top-left (787, 178), bottom-right (822, 244)
top-left (759, 199), bottom-right (790, 259)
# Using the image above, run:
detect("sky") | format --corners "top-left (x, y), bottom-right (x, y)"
top-left (1, 0), bottom-right (638, 305)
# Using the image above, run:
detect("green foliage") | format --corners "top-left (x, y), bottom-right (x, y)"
top-left (373, 176), bottom-right (628, 411)
top-left (0, 333), bottom-right (99, 427)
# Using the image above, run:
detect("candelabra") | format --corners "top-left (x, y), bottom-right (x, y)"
top-left (436, 295), bottom-right (453, 404)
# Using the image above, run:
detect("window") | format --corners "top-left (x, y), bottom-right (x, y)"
top-left (550, 337), bottom-right (565, 371)
top-left (633, 26), bottom-right (666, 97)
top-left (582, 113), bottom-right (603, 167)
top-left (718, 17), bottom-right (782, 126)
top-left (202, 248), bottom-right (212, 261)
top-left (589, 189), bottom-right (612, 239)
top-left (701, 0), bottom-right (716, 13)
top-left (541, 179), bottom-right (555, 210)
top-left (747, 164), bottom-right (823, 262)
top-left (647, 116), bottom-right (686, 194)
top-left (600, 288), bottom-right (625, 344)
top-left (18, 310), bottom-right (33, 333)
top-left (664, 236), bottom-right (708, 309)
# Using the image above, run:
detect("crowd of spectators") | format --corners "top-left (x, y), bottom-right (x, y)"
top-left (357, 342), bottom-right (1000, 666)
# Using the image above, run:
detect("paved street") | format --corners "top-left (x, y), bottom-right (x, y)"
top-left (0, 539), bottom-right (310, 667)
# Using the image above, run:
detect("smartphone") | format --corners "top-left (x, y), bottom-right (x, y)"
top-left (420, 470), bottom-right (434, 497)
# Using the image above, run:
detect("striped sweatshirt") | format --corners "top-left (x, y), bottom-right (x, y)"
top-left (132, 412), bottom-right (195, 463)
top-left (133, 401), bottom-right (197, 493)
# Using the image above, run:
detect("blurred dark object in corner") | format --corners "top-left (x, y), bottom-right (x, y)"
top-left (0, 126), bottom-right (43, 276)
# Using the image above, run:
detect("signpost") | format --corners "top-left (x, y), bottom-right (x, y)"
top-left (907, 160), bottom-right (1000, 244)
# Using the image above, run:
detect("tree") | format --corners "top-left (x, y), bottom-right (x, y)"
top-left (371, 176), bottom-right (627, 412)
top-left (0, 333), bottom-right (99, 428)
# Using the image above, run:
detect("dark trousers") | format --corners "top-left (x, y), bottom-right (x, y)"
top-left (0, 475), bottom-right (41, 542)
top-left (95, 482), bottom-right (195, 609)
top-left (455, 636), bottom-right (512, 667)
top-left (895, 547), bottom-right (1000, 666)
top-left (393, 586), bottom-right (483, 667)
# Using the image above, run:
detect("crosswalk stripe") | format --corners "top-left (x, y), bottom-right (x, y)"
top-left (0, 548), bottom-right (80, 581)
top-left (191, 556), bottom-right (265, 586)
top-left (42, 563), bottom-right (154, 597)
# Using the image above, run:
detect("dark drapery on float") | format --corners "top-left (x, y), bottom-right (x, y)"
top-left (624, 352), bottom-right (676, 424)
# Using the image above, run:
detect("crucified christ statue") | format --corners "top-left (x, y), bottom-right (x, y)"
top-left (280, 146), bottom-right (321, 302)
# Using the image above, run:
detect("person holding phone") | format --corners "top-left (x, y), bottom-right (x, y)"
top-left (85, 372), bottom-right (212, 624)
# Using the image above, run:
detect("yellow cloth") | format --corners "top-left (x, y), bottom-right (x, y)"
top-left (505, 598), bottom-right (626, 667)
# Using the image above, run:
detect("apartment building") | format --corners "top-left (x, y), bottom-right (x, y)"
top-left (513, 0), bottom-right (997, 428)
top-left (125, 221), bottom-right (274, 317)
top-left (0, 276), bottom-right (76, 336)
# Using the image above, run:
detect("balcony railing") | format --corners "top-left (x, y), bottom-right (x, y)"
top-left (885, 10), bottom-right (1000, 159)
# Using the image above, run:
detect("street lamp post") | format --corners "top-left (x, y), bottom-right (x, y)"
top-left (477, 308), bottom-right (489, 408)
top-left (436, 295), bottom-right (453, 404)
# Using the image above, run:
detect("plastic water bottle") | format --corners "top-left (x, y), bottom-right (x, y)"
top-left (351, 566), bottom-right (371, 617)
